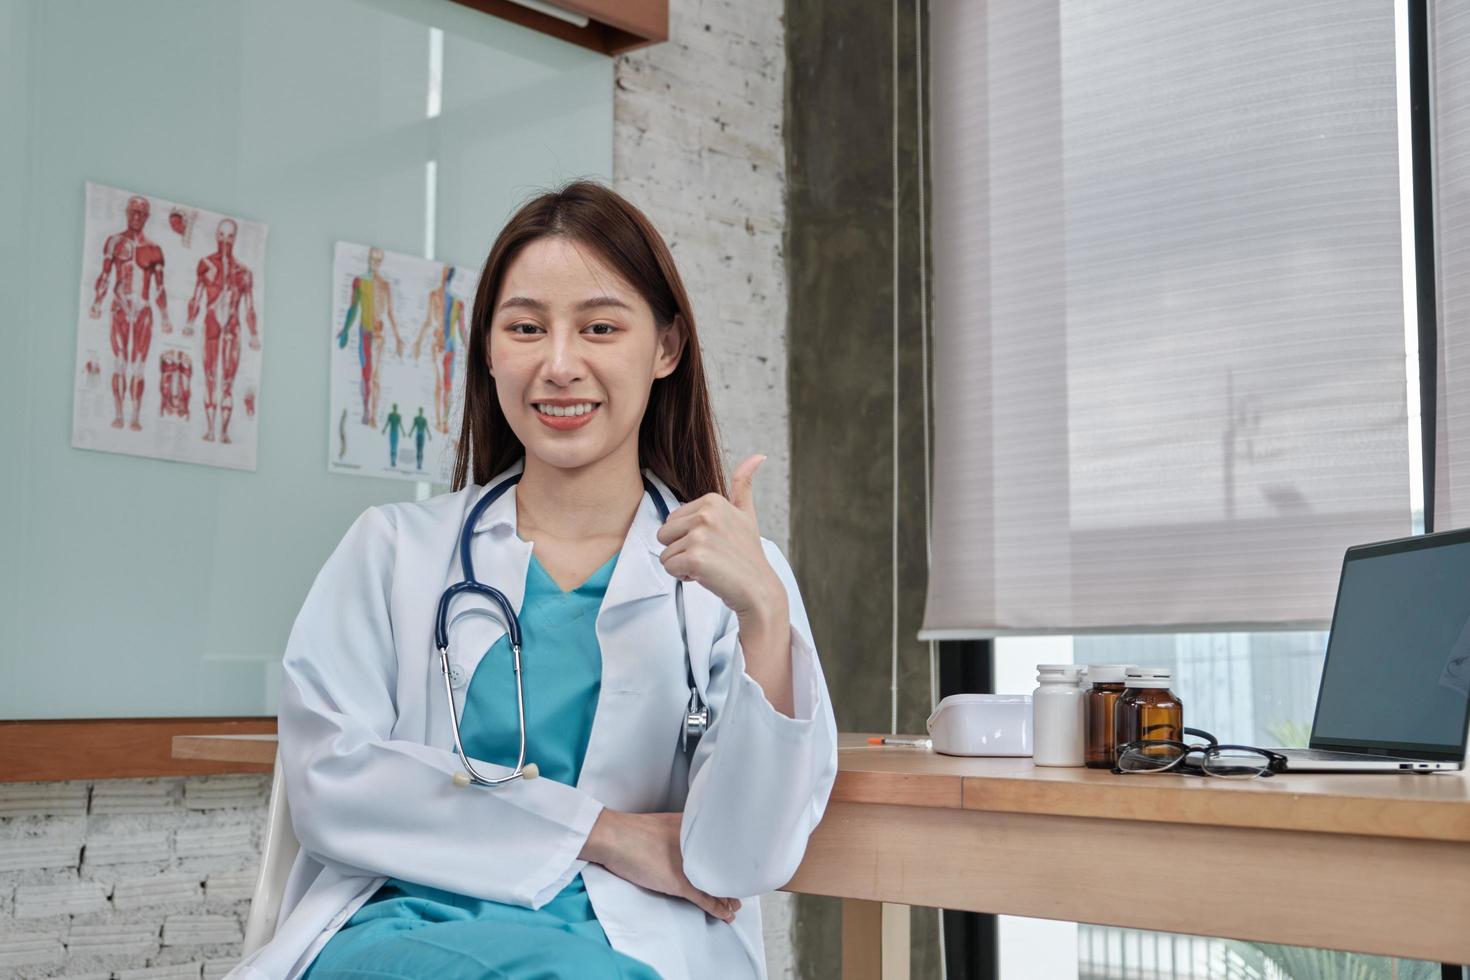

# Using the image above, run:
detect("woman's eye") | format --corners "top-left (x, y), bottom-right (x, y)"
top-left (507, 322), bottom-right (616, 335)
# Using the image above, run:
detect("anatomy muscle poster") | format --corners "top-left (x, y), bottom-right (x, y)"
top-left (72, 181), bottom-right (268, 470)
top-left (328, 241), bottom-right (476, 484)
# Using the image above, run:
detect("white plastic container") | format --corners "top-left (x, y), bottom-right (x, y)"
top-left (1033, 663), bottom-right (1088, 766)
top-left (926, 694), bottom-right (1034, 757)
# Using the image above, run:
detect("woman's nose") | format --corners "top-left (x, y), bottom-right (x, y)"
top-left (542, 330), bottom-right (585, 383)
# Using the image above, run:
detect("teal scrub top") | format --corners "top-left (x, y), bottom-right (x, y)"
top-left (302, 547), bottom-right (663, 980)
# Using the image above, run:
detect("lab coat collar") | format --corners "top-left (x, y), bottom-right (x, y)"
top-left (469, 454), bottom-right (526, 535)
top-left (466, 455), bottom-right (678, 605)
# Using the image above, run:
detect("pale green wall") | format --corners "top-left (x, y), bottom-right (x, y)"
top-left (0, 0), bottom-right (612, 718)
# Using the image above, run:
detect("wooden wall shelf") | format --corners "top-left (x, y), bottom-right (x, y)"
top-left (0, 718), bottom-right (276, 783)
top-left (451, 0), bottom-right (668, 55)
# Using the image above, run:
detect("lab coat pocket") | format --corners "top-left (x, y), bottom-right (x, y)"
top-left (579, 684), bottom-right (690, 813)
top-left (443, 603), bottom-right (510, 681)
top-left (428, 603), bottom-right (511, 731)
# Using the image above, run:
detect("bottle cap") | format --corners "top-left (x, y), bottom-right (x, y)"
top-left (1036, 663), bottom-right (1087, 684)
top-left (1124, 666), bottom-right (1173, 689)
top-left (1086, 664), bottom-right (1132, 685)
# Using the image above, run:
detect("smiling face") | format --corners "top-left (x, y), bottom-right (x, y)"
top-left (487, 235), bottom-right (683, 475)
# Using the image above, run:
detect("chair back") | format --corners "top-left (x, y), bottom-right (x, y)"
top-left (242, 748), bottom-right (300, 956)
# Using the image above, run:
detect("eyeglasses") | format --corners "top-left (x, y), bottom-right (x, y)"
top-left (1113, 727), bottom-right (1288, 779)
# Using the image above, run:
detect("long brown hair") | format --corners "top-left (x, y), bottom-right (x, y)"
top-left (451, 179), bottom-right (728, 504)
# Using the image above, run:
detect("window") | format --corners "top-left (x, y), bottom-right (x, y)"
top-left (927, 1), bottom-right (1455, 977)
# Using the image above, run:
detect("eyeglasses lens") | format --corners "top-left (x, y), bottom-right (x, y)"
top-left (1202, 748), bottom-right (1273, 778)
top-left (1116, 743), bottom-right (1187, 772)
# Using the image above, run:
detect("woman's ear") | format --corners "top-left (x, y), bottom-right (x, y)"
top-left (656, 313), bottom-right (687, 379)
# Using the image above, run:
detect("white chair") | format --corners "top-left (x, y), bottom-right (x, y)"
top-left (242, 749), bottom-right (301, 956)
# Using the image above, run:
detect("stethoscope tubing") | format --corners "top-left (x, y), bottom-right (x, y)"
top-left (440, 472), bottom-right (530, 787)
top-left (439, 469), bottom-right (700, 789)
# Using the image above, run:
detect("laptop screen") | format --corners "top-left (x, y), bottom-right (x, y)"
top-left (1310, 531), bottom-right (1470, 759)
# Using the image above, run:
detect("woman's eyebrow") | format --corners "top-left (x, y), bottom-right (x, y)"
top-left (497, 295), bottom-right (633, 313)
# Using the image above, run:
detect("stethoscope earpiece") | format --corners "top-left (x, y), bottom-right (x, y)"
top-left (452, 761), bottom-right (537, 789)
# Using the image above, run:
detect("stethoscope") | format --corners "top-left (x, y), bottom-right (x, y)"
top-left (437, 470), bottom-right (710, 789)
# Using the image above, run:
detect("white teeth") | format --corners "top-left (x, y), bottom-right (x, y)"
top-left (535, 402), bottom-right (598, 417)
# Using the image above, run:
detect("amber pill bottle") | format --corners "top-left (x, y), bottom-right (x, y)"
top-left (1114, 667), bottom-right (1183, 763)
top-left (1083, 664), bottom-right (1132, 769)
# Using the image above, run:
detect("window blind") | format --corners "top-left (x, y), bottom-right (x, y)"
top-left (1433, 0), bottom-right (1470, 531)
top-left (921, 1), bottom-right (1412, 638)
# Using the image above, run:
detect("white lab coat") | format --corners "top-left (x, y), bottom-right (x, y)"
top-left (226, 456), bottom-right (839, 980)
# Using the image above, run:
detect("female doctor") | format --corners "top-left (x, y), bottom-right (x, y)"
top-left (226, 181), bottom-right (838, 980)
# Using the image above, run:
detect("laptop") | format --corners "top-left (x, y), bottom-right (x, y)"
top-left (1273, 525), bottom-right (1470, 773)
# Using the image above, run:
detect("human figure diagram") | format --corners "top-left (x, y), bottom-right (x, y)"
top-left (411, 264), bottom-right (467, 434)
top-left (382, 402), bottom-right (406, 468)
top-left (90, 195), bottom-right (172, 431)
top-left (409, 406), bottom-right (432, 470)
top-left (338, 247), bottom-right (403, 429)
top-left (184, 218), bottom-right (259, 444)
top-left (158, 349), bottom-right (193, 420)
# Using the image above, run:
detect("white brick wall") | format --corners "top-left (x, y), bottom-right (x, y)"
top-left (615, 0), bottom-right (793, 558)
top-left (0, 777), bottom-right (267, 979)
top-left (0, 0), bottom-right (794, 976)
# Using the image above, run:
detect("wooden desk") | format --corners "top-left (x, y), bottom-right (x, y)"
top-left (803, 733), bottom-right (1470, 979)
top-left (173, 732), bottom-right (1470, 978)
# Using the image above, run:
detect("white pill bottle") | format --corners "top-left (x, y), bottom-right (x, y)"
top-left (1032, 663), bottom-right (1089, 767)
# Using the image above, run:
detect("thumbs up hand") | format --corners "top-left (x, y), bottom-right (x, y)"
top-left (655, 454), bottom-right (787, 622)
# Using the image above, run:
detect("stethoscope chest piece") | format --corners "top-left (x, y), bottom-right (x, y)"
top-left (682, 688), bottom-right (709, 753)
